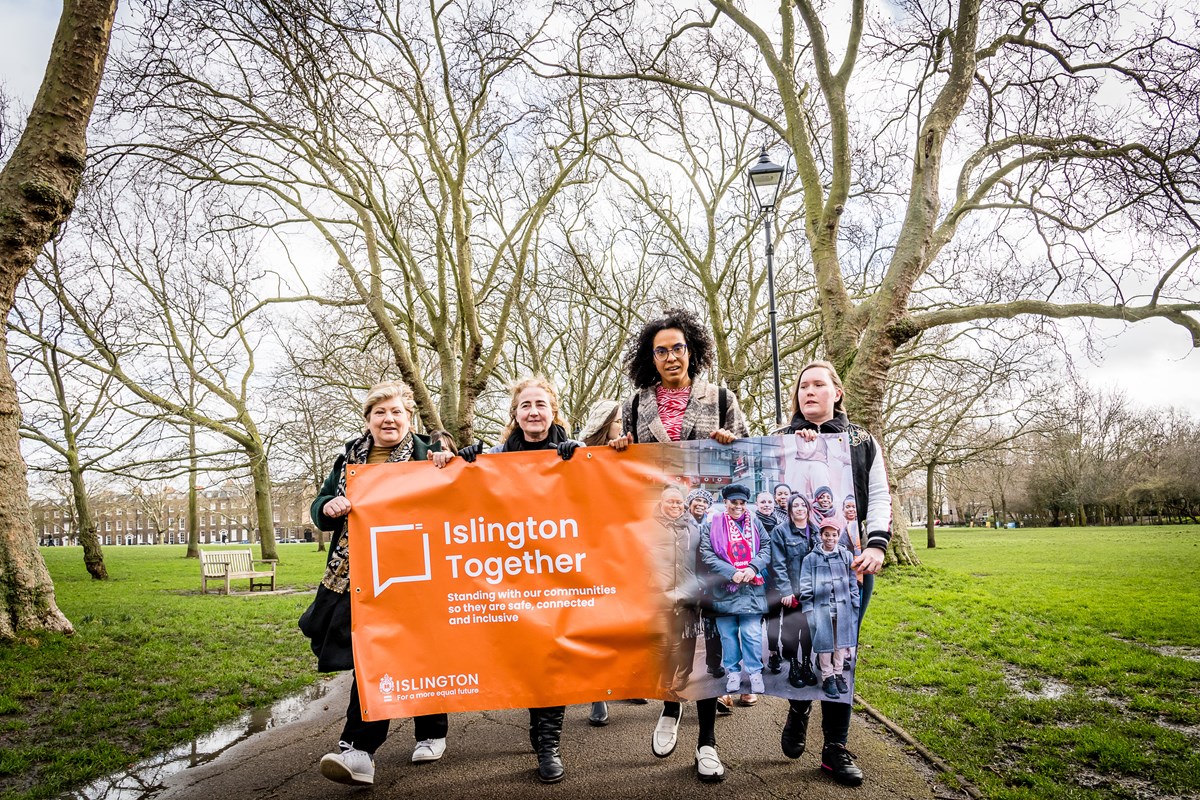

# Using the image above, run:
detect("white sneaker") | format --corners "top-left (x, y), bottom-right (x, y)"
top-left (749, 671), bottom-right (765, 693)
top-left (695, 745), bottom-right (726, 782)
top-left (725, 671), bottom-right (741, 693)
top-left (651, 707), bottom-right (681, 757)
top-left (412, 737), bottom-right (447, 763)
top-left (320, 741), bottom-right (375, 785)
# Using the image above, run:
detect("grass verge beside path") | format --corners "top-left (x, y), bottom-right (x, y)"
top-left (0, 545), bottom-right (327, 800)
top-left (6, 529), bottom-right (1198, 800)
top-left (861, 525), bottom-right (1200, 800)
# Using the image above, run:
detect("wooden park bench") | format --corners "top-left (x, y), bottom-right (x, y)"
top-left (200, 549), bottom-right (277, 595)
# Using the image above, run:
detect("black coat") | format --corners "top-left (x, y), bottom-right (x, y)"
top-left (301, 432), bottom-right (435, 672)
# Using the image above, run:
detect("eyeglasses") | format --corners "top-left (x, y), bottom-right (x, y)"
top-left (652, 343), bottom-right (688, 361)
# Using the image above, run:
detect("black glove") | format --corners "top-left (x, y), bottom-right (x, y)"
top-left (556, 439), bottom-right (583, 461)
top-left (458, 441), bottom-right (485, 463)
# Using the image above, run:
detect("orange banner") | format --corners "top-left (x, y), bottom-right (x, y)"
top-left (346, 446), bottom-right (671, 721)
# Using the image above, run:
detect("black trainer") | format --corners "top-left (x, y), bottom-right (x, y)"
top-left (767, 652), bottom-right (783, 674)
top-left (835, 674), bottom-right (849, 695)
top-left (821, 744), bottom-right (864, 786)
top-left (822, 676), bottom-right (839, 699)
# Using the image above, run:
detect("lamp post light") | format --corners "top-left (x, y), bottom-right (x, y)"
top-left (746, 147), bottom-right (786, 427)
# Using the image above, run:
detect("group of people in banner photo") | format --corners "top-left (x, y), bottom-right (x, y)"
top-left (298, 308), bottom-right (892, 790)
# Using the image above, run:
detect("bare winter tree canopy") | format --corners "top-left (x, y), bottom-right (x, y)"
top-left (4, 0), bottom-right (1197, 598)
top-left (559, 0), bottom-right (1199, 433)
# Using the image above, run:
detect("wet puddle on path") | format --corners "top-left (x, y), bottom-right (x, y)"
top-left (59, 681), bottom-right (332, 800)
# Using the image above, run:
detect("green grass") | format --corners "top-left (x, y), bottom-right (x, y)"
top-left (0, 545), bottom-right (327, 800)
top-left (5, 529), bottom-right (1198, 800)
top-left (862, 526), bottom-right (1200, 800)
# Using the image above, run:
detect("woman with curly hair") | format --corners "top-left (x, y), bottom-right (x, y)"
top-left (609, 308), bottom-right (749, 783)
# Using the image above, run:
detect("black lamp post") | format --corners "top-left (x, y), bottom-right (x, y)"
top-left (746, 148), bottom-right (786, 427)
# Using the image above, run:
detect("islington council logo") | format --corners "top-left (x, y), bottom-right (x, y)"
top-left (379, 674), bottom-right (395, 695)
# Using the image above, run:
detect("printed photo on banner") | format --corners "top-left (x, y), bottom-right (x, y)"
top-left (344, 434), bottom-right (863, 721)
top-left (652, 434), bottom-right (861, 704)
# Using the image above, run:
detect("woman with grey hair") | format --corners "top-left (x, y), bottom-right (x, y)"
top-left (303, 380), bottom-right (453, 786)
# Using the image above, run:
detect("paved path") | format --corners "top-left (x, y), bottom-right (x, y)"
top-left (157, 673), bottom-right (961, 800)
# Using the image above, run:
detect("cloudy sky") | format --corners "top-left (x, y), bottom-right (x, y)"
top-left (3, 2), bottom-right (1197, 415)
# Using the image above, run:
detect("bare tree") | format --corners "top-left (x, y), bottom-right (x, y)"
top-left (10, 274), bottom-right (140, 579)
top-left (263, 330), bottom-right (367, 551)
top-left (110, 0), bottom-right (609, 443)
top-left (502, 191), bottom-right (662, 433)
top-left (883, 323), bottom-right (1054, 547)
top-left (0, 0), bottom-right (117, 638)
top-left (27, 179), bottom-right (285, 560)
top-left (591, 83), bottom-right (823, 428)
top-left (562, 0), bottom-right (1200, 564)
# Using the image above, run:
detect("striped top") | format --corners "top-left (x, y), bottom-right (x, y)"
top-left (655, 385), bottom-right (691, 441)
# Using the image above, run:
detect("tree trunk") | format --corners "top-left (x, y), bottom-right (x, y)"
top-left (887, 488), bottom-right (920, 567)
top-left (926, 461), bottom-right (937, 548)
top-left (0, 0), bottom-right (118, 639)
top-left (67, 452), bottom-right (106, 579)
top-left (842, 340), bottom-right (919, 566)
top-left (247, 442), bottom-right (277, 562)
top-left (186, 420), bottom-right (199, 558)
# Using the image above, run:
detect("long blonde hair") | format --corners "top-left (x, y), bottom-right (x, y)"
top-left (788, 360), bottom-right (846, 419)
top-left (502, 376), bottom-right (568, 439)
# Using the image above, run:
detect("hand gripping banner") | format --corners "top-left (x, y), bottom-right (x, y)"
top-left (346, 435), bottom-right (860, 721)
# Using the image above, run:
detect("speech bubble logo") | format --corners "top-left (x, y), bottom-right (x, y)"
top-left (370, 523), bottom-right (432, 596)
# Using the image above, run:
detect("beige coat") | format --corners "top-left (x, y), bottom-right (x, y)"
top-left (621, 377), bottom-right (749, 443)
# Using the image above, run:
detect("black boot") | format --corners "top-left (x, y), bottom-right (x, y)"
top-left (767, 651), bottom-right (783, 674)
top-left (799, 659), bottom-right (818, 686)
top-left (821, 743), bottom-right (864, 786)
top-left (533, 706), bottom-right (566, 783)
top-left (588, 701), bottom-right (609, 726)
top-left (787, 657), bottom-right (804, 688)
top-left (781, 702), bottom-right (810, 759)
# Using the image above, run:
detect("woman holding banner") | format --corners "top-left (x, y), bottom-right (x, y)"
top-left (304, 380), bottom-right (453, 787)
top-left (457, 376), bottom-right (583, 784)
top-left (609, 308), bottom-right (749, 783)
top-left (778, 360), bottom-right (891, 787)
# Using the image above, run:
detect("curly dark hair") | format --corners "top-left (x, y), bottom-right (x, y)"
top-left (623, 308), bottom-right (715, 389)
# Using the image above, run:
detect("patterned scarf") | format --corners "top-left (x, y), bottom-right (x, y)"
top-left (322, 430), bottom-right (414, 593)
top-left (707, 512), bottom-right (765, 592)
